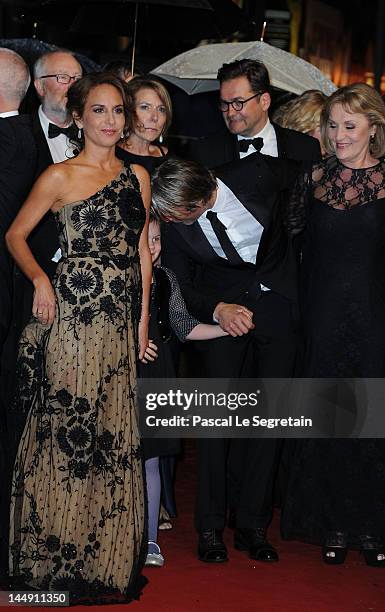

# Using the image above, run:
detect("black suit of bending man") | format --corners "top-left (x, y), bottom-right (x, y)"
top-left (184, 106), bottom-right (321, 522)
top-left (161, 152), bottom-right (298, 561)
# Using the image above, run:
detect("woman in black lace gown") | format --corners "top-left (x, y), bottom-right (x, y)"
top-left (5, 73), bottom-right (152, 602)
top-left (281, 83), bottom-right (385, 567)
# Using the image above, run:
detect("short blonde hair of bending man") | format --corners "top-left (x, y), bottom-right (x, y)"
top-left (320, 82), bottom-right (385, 158)
top-left (273, 89), bottom-right (327, 136)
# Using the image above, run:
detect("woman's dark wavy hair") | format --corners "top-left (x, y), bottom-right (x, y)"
top-left (66, 71), bottom-right (133, 151)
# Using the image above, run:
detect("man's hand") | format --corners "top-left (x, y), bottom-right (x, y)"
top-left (213, 302), bottom-right (254, 337)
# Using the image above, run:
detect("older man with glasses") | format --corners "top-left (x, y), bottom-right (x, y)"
top-left (22, 51), bottom-right (83, 278)
top-left (34, 50), bottom-right (82, 165)
top-left (7, 51), bottom-right (83, 401)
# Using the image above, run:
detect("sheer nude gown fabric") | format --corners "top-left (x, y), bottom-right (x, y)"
top-left (9, 163), bottom-right (147, 602)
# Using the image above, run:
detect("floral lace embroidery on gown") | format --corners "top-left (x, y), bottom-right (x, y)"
top-left (9, 164), bottom-right (147, 604)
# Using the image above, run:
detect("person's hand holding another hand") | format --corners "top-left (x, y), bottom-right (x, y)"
top-left (213, 302), bottom-right (254, 337)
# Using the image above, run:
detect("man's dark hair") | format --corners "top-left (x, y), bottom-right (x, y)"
top-left (217, 59), bottom-right (271, 95)
top-left (103, 60), bottom-right (139, 81)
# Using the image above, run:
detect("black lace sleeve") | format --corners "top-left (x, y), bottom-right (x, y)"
top-left (285, 169), bottom-right (311, 237)
top-left (161, 266), bottom-right (200, 342)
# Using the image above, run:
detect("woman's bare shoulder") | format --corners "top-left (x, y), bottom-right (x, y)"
top-left (131, 162), bottom-right (150, 183)
top-left (40, 160), bottom-right (76, 185)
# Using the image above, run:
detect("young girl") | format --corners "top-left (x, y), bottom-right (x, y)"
top-left (140, 214), bottom-right (227, 567)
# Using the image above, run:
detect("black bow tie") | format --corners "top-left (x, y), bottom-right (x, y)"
top-left (238, 137), bottom-right (264, 153)
top-left (48, 122), bottom-right (74, 139)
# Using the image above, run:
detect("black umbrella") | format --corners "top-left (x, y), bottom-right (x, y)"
top-left (0, 37), bottom-right (100, 73)
top-left (0, 38), bottom-right (100, 113)
top-left (35, 0), bottom-right (250, 73)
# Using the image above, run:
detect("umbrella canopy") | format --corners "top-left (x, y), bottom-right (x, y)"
top-left (151, 41), bottom-right (337, 96)
top-left (36, 0), bottom-right (248, 41)
top-left (35, 0), bottom-right (249, 74)
top-left (0, 37), bottom-right (100, 73)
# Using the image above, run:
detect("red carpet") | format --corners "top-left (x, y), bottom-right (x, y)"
top-left (3, 441), bottom-right (385, 612)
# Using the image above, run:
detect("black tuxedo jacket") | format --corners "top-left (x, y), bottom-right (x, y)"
top-left (0, 115), bottom-right (37, 347)
top-left (27, 113), bottom-right (59, 279)
top-left (161, 153), bottom-right (298, 323)
top-left (186, 122), bottom-right (321, 169)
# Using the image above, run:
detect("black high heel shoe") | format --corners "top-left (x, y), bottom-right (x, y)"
top-left (322, 531), bottom-right (348, 565)
top-left (359, 535), bottom-right (385, 567)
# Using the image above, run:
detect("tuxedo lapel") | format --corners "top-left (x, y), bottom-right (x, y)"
top-left (272, 122), bottom-right (288, 159)
top-left (175, 156), bottom-right (280, 267)
top-left (216, 153), bottom-right (277, 229)
top-left (173, 221), bottom-right (220, 261)
top-left (228, 133), bottom-right (240, 161)
top-left (31, 112), bottom-right (53, 176)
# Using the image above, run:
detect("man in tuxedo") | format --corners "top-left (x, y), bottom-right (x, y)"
top-left (0, 50), bottom-right (81, 582)
top-left (6, 48), bottom-right (82, 398)
top-left (152, 154), bottom-right (297, 564)
top-left (187, 58), bottom-right (321, 168)
top-left (0, 48), bottom-right (36, 352)
top-left (0, 46), bottom-right (36, 583)
top-left (6, 50), bottom-right (82, 342)
top-left (185, 59), bottom-right (321, 514)
top-left (28, 50), bottom-right (82, 279)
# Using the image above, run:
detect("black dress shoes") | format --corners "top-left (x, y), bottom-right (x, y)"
top-left (198, 529), bottom-right (228, 563)
top-left (234, 527), bottom-right (279, 562)
top-left (322, 531), bottom-right (348, 565)
top-left (359, 535), bottom-right (385, 567)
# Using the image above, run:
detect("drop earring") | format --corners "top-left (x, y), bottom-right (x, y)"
top-left (159, 134), bottom-right (163, 144)
top-left (120, 131), bottom-right (125, 139)
top-left (78, 127), bottom-right (82, 139)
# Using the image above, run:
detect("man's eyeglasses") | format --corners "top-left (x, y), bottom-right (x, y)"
top-left (39, 74), bottom-right (82, 84)
top-left (218, 92), bottom-right (262, 113)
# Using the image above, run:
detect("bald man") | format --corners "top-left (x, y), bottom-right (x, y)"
top-left (0, 48), bottom-right (36, 350)
top-left (0, 46), bottom-right (37, 582)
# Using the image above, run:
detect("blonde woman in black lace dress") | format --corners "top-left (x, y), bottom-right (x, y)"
top-left (282, 83), bottom-right (385, 568)
top-left (6, 73), bottom-right (152, 603)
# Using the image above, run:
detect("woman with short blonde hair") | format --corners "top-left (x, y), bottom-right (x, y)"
top-left (282, 83), bottom-right (385, 568)
top-left (320, 82), bottom-right (385, 158)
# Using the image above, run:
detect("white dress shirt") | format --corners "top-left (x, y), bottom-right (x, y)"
top-left (38, 106), bottom-right (76, 164)
top-left (0, 110), bottom-right (19, 118)
top-left (198, 179), bottom-right (264, 265)
top-left (238, 118), bottom-right (278, 158)
top-left (38, 106), bottom-right (76, 262)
